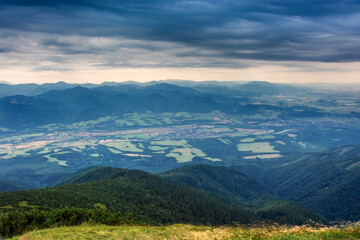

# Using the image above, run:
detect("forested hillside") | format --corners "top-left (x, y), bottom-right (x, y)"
top-left (0, 167), bottom-right (324, 226)
top-left (233, 146), bottom-right (360, 221)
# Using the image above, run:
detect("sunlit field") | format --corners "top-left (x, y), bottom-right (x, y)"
top-left (11, 223), bottom-right (360, 240)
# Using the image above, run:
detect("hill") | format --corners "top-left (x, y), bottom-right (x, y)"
top-left (0, 82), bottom-right (101, 99)
top-left (0, 167), bottom-right (254, 225)
top-left (0, 179), bottom-right (30, 192)
top-left (233, 145), bottom-right (360, 221)
top-left (61, 165), bottom-right (285, 209)
top-left (0, 167), bottom-right (324, 226)
top-left (160, 165), bottom-right (275, 207)
top-left (0, 85), bottom-right (211, 128)
top-left (0, 95), bottom-right (66, 128)
top-left (159, 165), bottom-right (325, 224)
top-left (59, 166), bottom-right (325, 224)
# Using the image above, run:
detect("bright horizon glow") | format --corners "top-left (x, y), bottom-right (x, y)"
top-left (1, 63), bottom-right (360, 85)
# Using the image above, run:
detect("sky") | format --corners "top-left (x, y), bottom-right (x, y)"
top-left (0, 0), bottom-right (359, 84)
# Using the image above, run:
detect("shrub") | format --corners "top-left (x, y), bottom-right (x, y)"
top-left (0, 208), bottom-right (135, 238)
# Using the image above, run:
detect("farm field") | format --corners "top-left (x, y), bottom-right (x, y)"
top-left (1, 111), bottom-right (357, 162)
top-left (237, 142), bottom-right (279, 154)
top-left (0, 112), bottom-right (287, 166)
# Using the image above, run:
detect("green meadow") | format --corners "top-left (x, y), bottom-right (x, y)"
top-left (10, 223), bottom-right (360, 240)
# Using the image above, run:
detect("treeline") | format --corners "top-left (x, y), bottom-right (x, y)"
top-left (0, 207), bottom-right (136, 238)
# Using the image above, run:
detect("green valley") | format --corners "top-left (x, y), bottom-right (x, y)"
top-left (0, 81), bottom-right (359, 239)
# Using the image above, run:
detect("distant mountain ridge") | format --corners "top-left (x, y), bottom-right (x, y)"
top-left (0, 82), bottom-right (313, 129)
top-left (0, 80), bottom-right (304, 99)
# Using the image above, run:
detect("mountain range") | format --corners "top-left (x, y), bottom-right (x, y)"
top-left (0, 80), bottom-right (304, 99)
top-left (0, 81), bottom-right (322, 129)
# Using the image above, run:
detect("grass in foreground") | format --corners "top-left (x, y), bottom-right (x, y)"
top-left (10, 223), bottom-right (360, 240)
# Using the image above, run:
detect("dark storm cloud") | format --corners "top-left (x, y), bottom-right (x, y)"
top-left (0, 0), bottom-right (359, 66)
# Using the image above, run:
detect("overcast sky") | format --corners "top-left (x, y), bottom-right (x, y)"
top-left (0, 0), bottom-right (359, 84)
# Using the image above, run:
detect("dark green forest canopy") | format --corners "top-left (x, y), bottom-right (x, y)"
top-left (233, 146), bottom-right (360, 221)
top-left (0, 166), bottom-right (324, 227)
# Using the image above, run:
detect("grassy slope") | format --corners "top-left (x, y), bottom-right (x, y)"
top-left (10, 223), bottom-right (360, 240)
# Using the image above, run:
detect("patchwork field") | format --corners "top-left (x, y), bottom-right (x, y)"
top-left (0, 116), bottom-right (352, 168)
top-left (1, 110), bottom-right (359, 185)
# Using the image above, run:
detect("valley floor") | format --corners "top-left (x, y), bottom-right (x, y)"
top-left (10, 223), bottom-right (360, 240)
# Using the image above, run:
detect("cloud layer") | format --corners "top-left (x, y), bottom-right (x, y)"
top-left (0, 0), bottom-right (359, 73)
